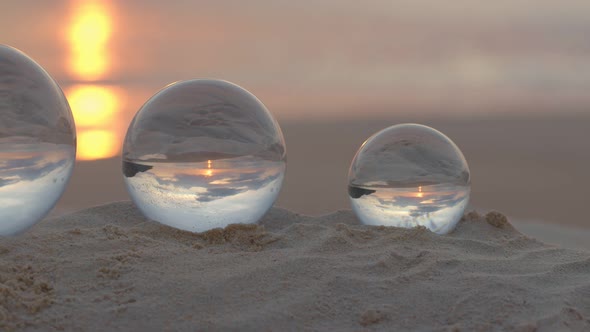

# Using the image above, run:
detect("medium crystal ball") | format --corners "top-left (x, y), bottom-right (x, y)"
top-left (0, 45), bottom-right (76, 235)
top-left (123, 79), bottom-right (286, 232)
top-left (348, 124), bottom-right (470, 234)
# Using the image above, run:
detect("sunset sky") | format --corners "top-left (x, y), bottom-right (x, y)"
top-left (2, 0), bottom-right (590, 158)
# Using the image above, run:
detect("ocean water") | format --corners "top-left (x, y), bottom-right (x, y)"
top-left (123, 157), bottom-right (285, 232)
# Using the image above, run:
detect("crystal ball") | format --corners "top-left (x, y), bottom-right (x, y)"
top-left (0, 45), bottom-right (76, 235)
top-left (348, 124), bottom-right (470, 234)
top-left (122, 79), bottom-right (286, 232)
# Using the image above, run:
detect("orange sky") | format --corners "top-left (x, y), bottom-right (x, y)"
top-left (1, 0), bottom-right (590, 160)
top-left (2, 0), bottom-right (590, 119)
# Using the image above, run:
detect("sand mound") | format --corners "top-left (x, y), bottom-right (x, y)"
top-left (1, 202), bottom-right (589, 331)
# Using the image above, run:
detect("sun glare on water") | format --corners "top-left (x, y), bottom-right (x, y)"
top-left (65, 0), bottom-right (122, 160)
top-left (205, 160), bottom-right (214, 177)
top-left (77, 130), bottom-right (119, 160)
top-left (67, 85), bottom-right (118, 127)
top-left (417, 186), bottom-right (424, 198)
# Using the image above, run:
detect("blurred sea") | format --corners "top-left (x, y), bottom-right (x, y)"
top-left (57, 113), bottom-right (590, 229)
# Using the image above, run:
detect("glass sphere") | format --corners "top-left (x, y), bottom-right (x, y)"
top-left (122, 79), bottom-right (286, 232)
top-left (348, 124), bottom-right (470, 234)
top-left (0, 45), bottom-right (76, 235)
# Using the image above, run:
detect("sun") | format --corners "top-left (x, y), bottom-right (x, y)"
top-left (68, 1), bottom-right (112, 80)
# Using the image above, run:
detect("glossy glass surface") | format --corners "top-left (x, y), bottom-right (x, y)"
top-left (123, 79), bottom-right (286, 232)
top-left (0, 45), bottom-right (76, 235)
top-left (348, 124), bottom-right (470, 234)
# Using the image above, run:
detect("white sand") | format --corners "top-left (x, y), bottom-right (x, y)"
top-left (1, 202), bottom-right (590, 331)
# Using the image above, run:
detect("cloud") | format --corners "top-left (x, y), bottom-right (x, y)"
top-left (0, 153), bottom-right (72, 188)
top-left (134, 161), bottom-right (285, 204)
top-left (195, 188), bottom-right (244, 203)
top-left (360, 188), bottom-right (469, 219)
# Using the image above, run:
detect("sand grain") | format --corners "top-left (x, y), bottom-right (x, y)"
top-left (1, 201), bottom-right (589, 331)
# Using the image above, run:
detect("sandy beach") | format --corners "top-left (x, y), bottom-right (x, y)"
top-left (2, 201), bottom-right (590, 331)
top-left (3, 0), bottom-right (590, 330)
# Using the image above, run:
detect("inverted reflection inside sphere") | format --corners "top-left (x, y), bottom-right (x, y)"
top-left (0, 45), bottom-right (76, 235)
top-left (348, 124), bottom-right (470, 234)
top-left (122, 79), bottom-right (286, 232)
